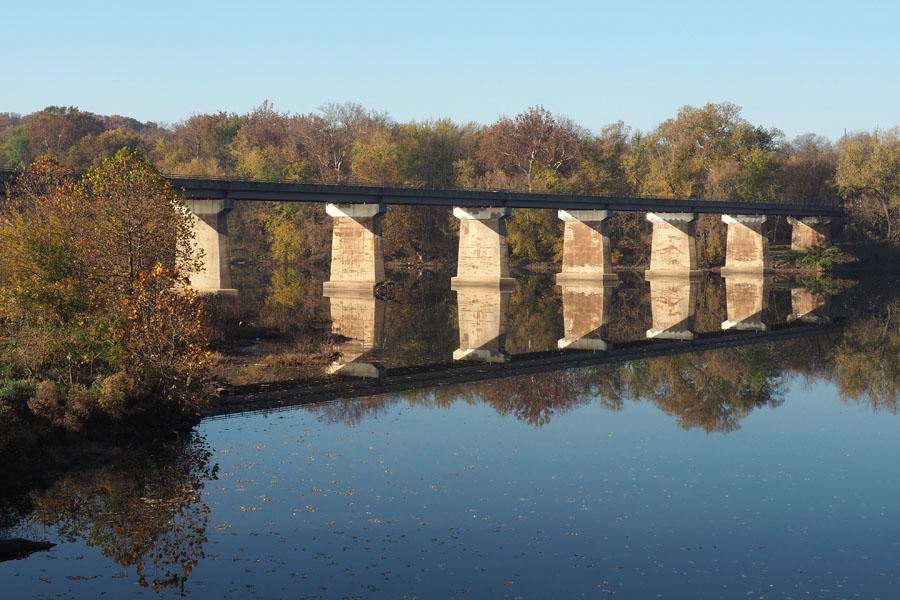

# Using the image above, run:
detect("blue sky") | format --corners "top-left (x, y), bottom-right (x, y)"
top-left (2, 0), bottom-right (897, 140)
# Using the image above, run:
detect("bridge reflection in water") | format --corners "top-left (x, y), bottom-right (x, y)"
top-left (311, 200), bottom-right (839, 378)
top-left (169, 182), bottom-right (840, 380)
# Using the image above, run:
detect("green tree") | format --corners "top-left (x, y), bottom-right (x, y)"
top-left (0, 124), bottom-right (29, 168)
top-left (738, 146), bottom-right (780, 202)
top-left (635, 102), bottom-right (781, 199)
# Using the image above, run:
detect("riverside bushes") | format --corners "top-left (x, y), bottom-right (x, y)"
top-left (0, 149), bottom-right (209, 448)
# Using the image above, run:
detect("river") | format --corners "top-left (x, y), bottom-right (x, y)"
top-left (3, 269), bottom-right (899, 599)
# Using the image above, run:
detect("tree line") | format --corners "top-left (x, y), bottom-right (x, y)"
top-left (3, 101), bottom-right (900, 266)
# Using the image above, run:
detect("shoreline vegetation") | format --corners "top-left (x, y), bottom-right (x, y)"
top-left (0, 151), bottom-right (209, 459)
top-left (3, 100), bottom-right (900, 461)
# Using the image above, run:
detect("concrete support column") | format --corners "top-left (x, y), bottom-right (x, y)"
top-left (453, 286), bottom-right (511, 363)
top-left (451, 207), bottom-right (515, 290)
top-left (645, 274), bottom-right (700, 340)
top-left (721, 274), bottom-right (771, 331)
top-left (557, 280), bottom-right (616, 350)
top-left (645, 212), bottom-right (699, 277)
top-left (325, 290), bottom-right (385, 378)
top-left (186, 198), bottom-right (237, 296)
top-left (721, 214), bottom-right (770, 275)
top-left (556, 209), bottom-right (618, 284)
top-left (323, 203), bottom-right (386, 296)
top-left (788, 217), bottom-right (831, 251)
top-left (788, 288), bottom-right (831, 324)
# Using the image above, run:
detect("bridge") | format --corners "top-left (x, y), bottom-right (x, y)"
top-left (168, 176), bottom-right (842, 216)
top-left (158, 177), bottom-right (839, 317)
top-left (2, 170), bottom-right (842, 332)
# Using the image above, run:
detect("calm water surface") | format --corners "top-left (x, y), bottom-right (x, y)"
top-left (5, 271), bottom-right (900, 598)
top-left (5, 370), bottom-right (900, 599)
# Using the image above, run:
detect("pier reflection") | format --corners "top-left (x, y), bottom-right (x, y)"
top-left (324, 289), bottom-right (385, 378)
top-left (452, 283), bottom-right (511, 363)
top-left (722, 273), bottom-right (771, 331)
top-left (788, 287), bottom-right (831, 324)
top-left (557, 280), bottom-right (615, 350)
top-left (646, 274), bottom-right (700, 340)
top-left (316, 267), bottom-right (839, 375)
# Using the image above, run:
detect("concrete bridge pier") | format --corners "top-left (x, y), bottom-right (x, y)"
top-left (557, 280), bottom-right (616, 350)
top-left (323, 203), bottom-right (386, 295)
top-left (451, 207), bottom-right (516, 290)
top-left (788, 217), bottom-right (831, 251)
top-left (721, 273), bottom-right (772, 331)
top-left (645, 212), bottom-right (700, 278)
top-left (721, 214), bottom-right (770, 276)
top-left (453, 286), bottom-right (511, 363)
top-left (325, 291), bottom-right (385, 378)
top-left (644, 212), bottom-right (700, 340)
top-left (450, 206), bottom-right (515, 363)
top-left (788, 287), bottom-right (832, 324)
top-left (556, 209), bottom-right (618, 284)
top-left (186, 199), bottom-right (237, 296)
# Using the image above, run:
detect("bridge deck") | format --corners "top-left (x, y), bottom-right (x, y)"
top-left (0, 169), bottom-right (842, 216)
top-left (171, 177), bottom-right (842, 216)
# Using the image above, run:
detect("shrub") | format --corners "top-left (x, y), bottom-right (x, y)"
top-left (96, 371), bottom-right (138, 418)
top-left (27, 380), bottom-right (64, 425)
top-left (795, 246), bottom-right (847, 271)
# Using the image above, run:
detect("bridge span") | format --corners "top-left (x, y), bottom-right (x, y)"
top-left (170, 179), bottom-right (839, 302)
top-left (168, 175), bottom-right (842, 217)
top-left (1, 170), bottom-right (843, 304)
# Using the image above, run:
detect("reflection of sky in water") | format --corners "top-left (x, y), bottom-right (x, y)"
top-left (7, 374), bottom-right (899, 598)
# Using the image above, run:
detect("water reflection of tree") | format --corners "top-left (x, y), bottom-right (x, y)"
top-left (834, 299), bottom-right (900, 413)
top-left (308, 344), bottom-right (789, 432)
top-left (310, 367), bottom-right (627, 429)
top-left (383, 271), bottom-right (456, 367)
top-left (474, 368), bottom-right (626, 427)
top-left (633, 346), bottom-right (785, 433)
top-left (506, 274), bottom-right (562, 354)
top-left (25, 433), bottom-right (216, 593)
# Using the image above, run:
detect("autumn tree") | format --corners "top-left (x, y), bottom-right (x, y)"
top-left (565, 121), bottom-right (633, 195)
top-left (298, 102), bottom-right (390, 183)
top-left (64, 127), bottom-right (157, 172)
top-left (0, 149), bottom-right (208, 431)
top-left (350, 127), bottom-right (401, 185)
top-left (474, 106), bottom-right (586, 261)
top-left (836, 128), bottom-right (900, 242)
top-left (25, 106), bottom-right (105, 160)
top-left (477, 105), bottom-right (584, 193)
top-left (158, 111), bottom-right (249, 177)
top-left (775, 134), bottom-right (839, 206)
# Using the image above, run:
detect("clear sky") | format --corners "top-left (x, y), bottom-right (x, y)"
top-left (2, 0), bottom-right (897, 141)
